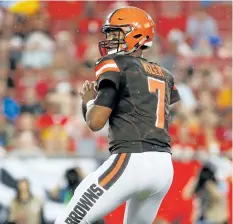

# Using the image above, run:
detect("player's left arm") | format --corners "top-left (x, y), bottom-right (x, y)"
top-left (79, 58), bottom-right (120, 132)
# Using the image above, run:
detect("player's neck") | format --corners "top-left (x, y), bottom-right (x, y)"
top-left (130, 49), bottom-right (143, 58)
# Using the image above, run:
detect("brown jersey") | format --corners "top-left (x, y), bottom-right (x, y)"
top-left (95, 54), bottom-right (180, 154)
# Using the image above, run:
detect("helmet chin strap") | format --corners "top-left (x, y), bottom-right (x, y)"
top-left (118, 36), bottom-right (149, 55)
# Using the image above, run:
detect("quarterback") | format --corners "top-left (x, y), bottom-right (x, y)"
top-left (55, 6), bottom-right (180, 224)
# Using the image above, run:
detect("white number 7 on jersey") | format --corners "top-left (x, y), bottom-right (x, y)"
top-left (148, 77), bottom-right (165, 129)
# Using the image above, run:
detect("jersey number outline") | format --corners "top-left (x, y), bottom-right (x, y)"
top-left (147, 77), bottom-right (165, 129)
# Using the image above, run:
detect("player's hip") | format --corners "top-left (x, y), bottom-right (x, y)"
top-left (96, 151), bottom-right (173, 194)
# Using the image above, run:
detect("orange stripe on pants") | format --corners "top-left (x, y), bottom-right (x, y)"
top-left (99, 153), bottom-right (127, 188)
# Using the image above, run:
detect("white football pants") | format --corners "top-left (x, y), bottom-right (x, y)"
top-left (55, 151), bottom-right (173, 224)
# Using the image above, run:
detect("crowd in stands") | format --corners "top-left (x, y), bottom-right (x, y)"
top-left (0, 1), bottom-right (232, 224)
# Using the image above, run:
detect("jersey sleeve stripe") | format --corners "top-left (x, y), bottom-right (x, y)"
top-left (95, 59), bottom-right (116, 71)
top-left (95, 59), bottom-right (120, 77)
top-left (96, 64), bottom-right (120, 78)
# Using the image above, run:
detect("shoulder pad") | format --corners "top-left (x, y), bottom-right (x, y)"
top-left (96, 54), bottom-right (118, 66)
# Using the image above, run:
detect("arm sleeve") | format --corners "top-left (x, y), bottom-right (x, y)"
top-left (94, 80), bottom-right (118, 109)
top-left (95, 58), bottom-right (121, 91)
top-left (81, 80), bottom-right (118, 121)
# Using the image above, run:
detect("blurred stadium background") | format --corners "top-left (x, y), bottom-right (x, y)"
top-left (0, 1), bottom-right (232, 224)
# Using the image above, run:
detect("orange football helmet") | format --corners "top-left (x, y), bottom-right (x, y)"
top-left (99, 6), bottom-right (155, 56)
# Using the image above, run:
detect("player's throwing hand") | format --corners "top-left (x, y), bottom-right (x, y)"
top-left (78, 80), bottom-right (97, 105)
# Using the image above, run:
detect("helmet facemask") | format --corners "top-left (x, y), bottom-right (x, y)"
top-left (99, 25), bottom-right (131, 56)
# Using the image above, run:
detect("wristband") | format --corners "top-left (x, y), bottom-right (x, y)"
top-left (86, 99), bottom-right (95, 110)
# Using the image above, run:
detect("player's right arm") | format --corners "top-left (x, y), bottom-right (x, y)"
top-left (80, 57), bottom-right (121, 131)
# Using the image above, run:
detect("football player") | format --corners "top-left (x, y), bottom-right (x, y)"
top-left (55, 6), bottom-right (180, 224)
